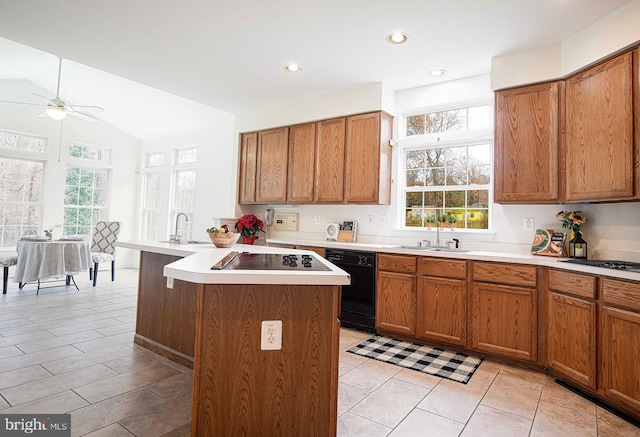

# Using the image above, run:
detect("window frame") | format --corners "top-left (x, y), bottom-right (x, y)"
top-left (63, 164), bottom-right (111, 236)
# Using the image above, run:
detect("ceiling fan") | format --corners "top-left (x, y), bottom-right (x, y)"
top-left (0, 58), bottom-right (103, 123)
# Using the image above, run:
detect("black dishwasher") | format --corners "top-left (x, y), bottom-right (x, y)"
top-left (325, 248), bottom-right (377, 332)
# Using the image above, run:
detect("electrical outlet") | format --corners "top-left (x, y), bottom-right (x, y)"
top-left (166, 277), bottom-right (174, 289)
top-left (261, 320), bottom-right (282, 350)
top-left (523, 217), bottom-right (535, 231)
top-left (314, 215), bottom-right (320, 225)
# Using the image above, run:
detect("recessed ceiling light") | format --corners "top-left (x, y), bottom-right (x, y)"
top-left (428, 69), bottom-right (447, 77)
top-left (284, 63), bottom-right (302, 73)
top-left (386, 32), bottom-right (408, 45)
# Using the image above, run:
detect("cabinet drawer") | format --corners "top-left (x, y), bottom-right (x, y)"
top-left (549, 269), bottom-right (596, 299)
top-left (378, 254), bottom-right (416, 273)
top-left (473, 262), bottom-right (537, 287)
top-left (421, 258), bottom-right (466, 279)
top-left (603, 278), bottom-right (640, 312)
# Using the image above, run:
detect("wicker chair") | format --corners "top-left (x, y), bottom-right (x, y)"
top-left (88, 221), bottom-right (122, 287)
top-left (0, 252), bottom-right (17, 294)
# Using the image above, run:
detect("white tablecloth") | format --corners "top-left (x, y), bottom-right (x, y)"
top-left (14, 240), bottom-right (91, 283)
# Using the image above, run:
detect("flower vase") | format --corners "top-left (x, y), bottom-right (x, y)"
top-left (242, 235), bottom-right (258, 245)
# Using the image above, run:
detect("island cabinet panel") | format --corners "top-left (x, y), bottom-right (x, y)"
top-left (238, 132), bottom-right (258, 204)
top-left (376, 254), bottom-right (417, 336)
top-left (345, 112), bottom-right (393, 204)
top-left (315, 117), bottom-right (346, 202)
top-left (565, 50), bottom-right (637, 202)
top-left (134, 251), bottom-right (197, 367)
top-left (494, 81), bottom-right (561, 203)
top-left (255, 127), bottom-right (289, 203)
top-left (287, 122), bottom-right (316, 203)
top-left (192, 283), bottom-right (340, 437)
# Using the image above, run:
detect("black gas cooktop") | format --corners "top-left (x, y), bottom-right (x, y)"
top-left (562, 259), bottom-right (640, 273)
top-left (211, 252), bottom-right (331, 271)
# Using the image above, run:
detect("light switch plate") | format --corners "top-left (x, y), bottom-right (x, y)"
top-left (273, 213), bottom-right (298, 231)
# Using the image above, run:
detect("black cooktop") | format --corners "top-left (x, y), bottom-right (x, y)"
top-left (562, 259), bottom-right (640, 272)
top-left (212, 252), bottom-right (331, 271)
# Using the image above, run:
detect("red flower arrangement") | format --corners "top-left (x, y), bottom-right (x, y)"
top-left (235, 214), bottom-right (265, 238)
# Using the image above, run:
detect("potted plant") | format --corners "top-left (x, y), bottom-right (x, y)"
top-left (425, 216), bottom-right (436, 228)
top-left (235, 214), bottom-right (265, 245)
top-left (437, 214), bottom-right (448, 228)
top-left (447, 214), bottom-right (459, 229)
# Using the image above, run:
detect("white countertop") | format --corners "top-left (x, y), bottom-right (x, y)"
top-left (117, 241), bottom-right (350, 285)
top-left (267, 238), bottom-right (640, 282)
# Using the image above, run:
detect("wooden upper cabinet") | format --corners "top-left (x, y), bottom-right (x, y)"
top-left (494, 82), bottom-right (561, 203)
top-left (315, 118), bottom-right (346, 203)
top-left (345, 112), bottom-right (393, 204)
top-left (565, 50), bottom-right (637, 202)
top-left (287, 123), bottom-right (316, 203)
top-left (255, 127), bottom-right (289, 203)
top-left (238, 132), bottom-right (258, 204)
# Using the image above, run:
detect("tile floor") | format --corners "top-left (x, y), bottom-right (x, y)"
top-left (0, 267), bottom-right (638, 436)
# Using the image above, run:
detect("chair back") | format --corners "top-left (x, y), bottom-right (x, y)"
top-left (90, 221), bottom-right (122, 255)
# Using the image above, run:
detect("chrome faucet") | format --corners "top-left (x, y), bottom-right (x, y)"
top-left (435, 216), bottom-right (441, 247)
top-left (172, 213), bottom-right (188, 242)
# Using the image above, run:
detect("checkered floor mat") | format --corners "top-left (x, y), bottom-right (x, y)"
top-left (347, 335), bottom-right (482, 384)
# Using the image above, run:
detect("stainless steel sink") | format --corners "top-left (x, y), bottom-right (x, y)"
top-left (426, 247), bottom-right (471, 253)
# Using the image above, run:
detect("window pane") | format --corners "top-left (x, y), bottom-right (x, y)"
top-left (64, 166), bottom-right (109, 235)
top-left (406, 169), bottom-right (426, 187)
top-left (147, 152), bottom-right (164, 167)
top-left (176, 148), bottom-right (197, 164)
top-left (426, 168), bottom-right (445, 186)
top-left (468, 189), bottom-right (489, 207)
top-left (0, 130), bottom-right (47, 153)
top-left (467, 209), bottom-right (489, 229)
top-left (68, 143), bottom-right (111, 163)
top-left (406, 115), bottom-right (426, 136)
top-left (174, 170), bottom-right (196, 210)
top-left (424, 191), bottom-right (443, 208)
top-left (406, 150), bottom-right (426, 169)
top-left (445, 191), bottom-right (466, 208)
top-left (468, 144), bottom-right (491, 165)
top-left (468, 105), bottom-right (491, 130)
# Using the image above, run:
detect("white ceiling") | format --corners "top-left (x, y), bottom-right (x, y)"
top-left (0, 0), bottom-right (632, 140)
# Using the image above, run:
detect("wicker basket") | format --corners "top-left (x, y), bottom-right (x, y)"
top-left (208, 232), bottom-right (240, 248)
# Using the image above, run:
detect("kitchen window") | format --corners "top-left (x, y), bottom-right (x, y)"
top-left (142, 171), bottom-right (163, 241)
top-left (400, 102), bottom-right (493, 230)
top-left (170, 146), bottom-right (197, 239)
top-left (63, 167), bottom-right (110, 236)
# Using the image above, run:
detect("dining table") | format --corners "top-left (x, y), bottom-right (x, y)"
top-left (14, 238), bottom-right (91, 292)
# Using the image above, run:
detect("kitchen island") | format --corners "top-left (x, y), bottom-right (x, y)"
top-left (119, 241), bottom-right (350, 436)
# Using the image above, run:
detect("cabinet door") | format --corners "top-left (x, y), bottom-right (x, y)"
top-left (601, 306), bottom-right (640, 413)
top-left (494, 82), bottom-right (560, 203)
top-left (376, 271), bottom-right (416, 336)
top-left (238, 132), bottom-right (257, 204)
top-left (565, 51), bottom-right (636, 201)
top-left (547, 291), bottom-right (596, 389)
top-left (315, 118), bottom-right (345, 202)
top-left (472, 282), bottom-right (537, 361)
top-left (345, 112), bottom-right (392, 204)
top-left (256, 127), bottom-right (289, 203)
top-left (418, 276), bottom-right (466, 346)
top-left (287, 123), bottom-right (316, 203)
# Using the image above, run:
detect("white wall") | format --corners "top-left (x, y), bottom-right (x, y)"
top-left (0, 79), bottom-right (140, 266)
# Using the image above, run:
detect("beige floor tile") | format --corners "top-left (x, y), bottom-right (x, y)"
top-left (0, 330), bottom-right (54, 348)
top-left (114, 314), bottom-right (137, 323)
top-left (0, 396), bottom-right (8, 410)
top-left (531, 400), bottom-right (597, 436)
top-left (0, 318), bottom-right (78, 337)
top-left (103, 346), bottom-right (169, 374)
top-left (72, 308), bottom-right (136, 324)
top-left (350, 378), bottom-right (430, 428)
top-left (339, 361), bottom-right (355, 377)
top-left (26, 307), bottom-right (99, 323)
top-left (417, 379), bottom-right (487, 423)
top-left (70, 388), bottom-right (165, 437)
top-left (90, 302), bottom-right (137, 313)
top-left (0, 363), bottom-right (118, 406)
top-left (0, 317), bottom-right (32, 329)
top-left (338, 382), bottom-right (372, 416)
top-left (16, 329), bottom-right (105, 354)
top-left (467, 359), bottom-right (501, 386)
top-left (81, 423), bottom-right (135, 437)
top-left (0, 345), bottom-right (24, 359)
top-left (94, 321), bottom-right (135, 336)
top-left (481, 380), bottom-right (540, 419)
top-left (340, 328), bottom-right (373, 350)
top-left (0, 390), bottom-right (89, 414)
top-left (596, 407), bottom-right (640, 436)
top-left (41, 344), bottom-right (134, 375)
top-left (461, 404), bottom-right (532, 437)
top-left (46, 318), bottom-right (123, 336)
top-left (393, 367), bottom-right (443, 390)
top-left (499, 364), bottom-right (546, 385)
top-left (72, 332), bottom-right (134, 353)
top-left (339, 359), bottom-right (401, 392)
top-left (0, 364), bottom-right (52, 390)
top-left (389, 408), bottom-right (465, 437)
top-left (540, 379), bottom-right (598, 412)
top-left (0, 344), bottom-right (84, 373)
top-left (146, 370), bottom-right (194, 400)
top-left (339, 348), bottom-right (368, 366)
top-left (160, 423), bottom-right (192, 437)
top-left (119, 393), bottom-right (192, 435)
top-left (337, 412), bottom-right (392, 437)
top-left (72, 362), bottom-right (181, 403)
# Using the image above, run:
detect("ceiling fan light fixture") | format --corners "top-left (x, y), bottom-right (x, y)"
top-left (386, 32), bottom-right (408, 45)
top-left (428, 69), bottom-right (447, 77)
top-left (46, 106), bottom-right (67, 120)
top-left (284, 63), bottom-right (302, 73)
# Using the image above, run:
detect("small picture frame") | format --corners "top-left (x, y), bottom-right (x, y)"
top-left (531, 229), bottom-right (566, 257)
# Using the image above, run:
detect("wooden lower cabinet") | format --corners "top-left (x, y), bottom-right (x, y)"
top-left (417, 258), bottom-right (467, 346)
top-left (472, 281), bottom-right (537, 362)
top-left (376, 254), bottom-right (417, 336)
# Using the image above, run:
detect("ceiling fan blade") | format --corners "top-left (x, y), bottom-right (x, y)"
top-left (67, 109), bottom-right (100, 123)
top-left (0, 99), bottom-right (48, 107)
top-left (69, 104), bottom-right (104, 112)
top-left (32, 93), bottom-right (54, 103)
